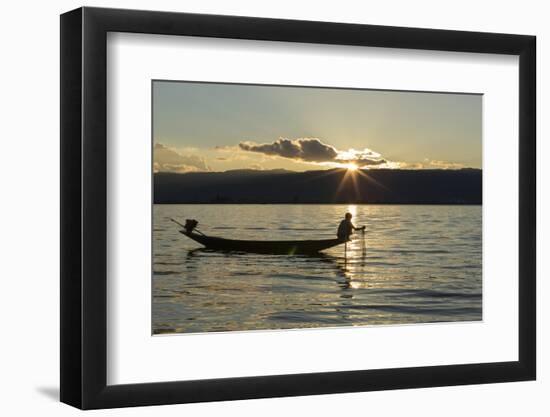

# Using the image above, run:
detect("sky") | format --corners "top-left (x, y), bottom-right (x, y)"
top-left (152, 80), bottom-right (481, 173)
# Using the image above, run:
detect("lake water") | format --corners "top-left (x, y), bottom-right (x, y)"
top-left (153, 204), bottom-right (482, 334)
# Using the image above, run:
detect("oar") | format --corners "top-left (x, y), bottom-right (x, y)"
top-left (344, 235), bottom-right (350, 270)
top-left (170, 218), bottom-right (186, 229)
top-left (170, 218), bottom-right (206, 236)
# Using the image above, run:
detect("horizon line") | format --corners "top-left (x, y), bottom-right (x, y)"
top-left (154, 167), bottom-right (483, 174)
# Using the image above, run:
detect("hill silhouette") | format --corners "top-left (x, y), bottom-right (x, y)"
top-left (154, 168), bottom-right (482, 204)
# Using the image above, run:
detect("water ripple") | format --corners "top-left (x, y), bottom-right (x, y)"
top-left (153, 204), bottom-right (482, 334)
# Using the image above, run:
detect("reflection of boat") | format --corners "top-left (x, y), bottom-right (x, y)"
top-left (180, 231), bottom-right (346, 255)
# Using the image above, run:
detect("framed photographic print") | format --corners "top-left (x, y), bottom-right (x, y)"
top-left (60, 6), bottom-right (536, 409)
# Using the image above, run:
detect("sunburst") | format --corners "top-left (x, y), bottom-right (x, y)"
top-left (333, 166), bottom-right (392, 201)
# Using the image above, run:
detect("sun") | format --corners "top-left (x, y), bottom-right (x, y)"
top-left (344, 163), bottom-right (358, 171)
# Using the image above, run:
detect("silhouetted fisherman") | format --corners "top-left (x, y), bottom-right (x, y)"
top-left (337, 212), bottom-right (365, 240)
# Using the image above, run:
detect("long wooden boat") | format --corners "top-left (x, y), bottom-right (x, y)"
top-left (180, 231), bottom-right (346, 254)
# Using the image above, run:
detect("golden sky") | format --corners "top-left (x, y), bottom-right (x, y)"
top-left (153, 81), bottom-right (481, 173)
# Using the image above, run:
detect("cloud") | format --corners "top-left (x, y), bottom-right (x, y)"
top-left (395, 159), bottom-right (466, 170)
top-left (154, 143), bottom-right (210, 173)
top-left (214, 145), bottom-right (239, 151)
top-left (239, 138), bottom-right (336, 161)
top-left (335, 148), bottom-right (387, 166)
top-left (239, 137), bottom-right (386, 167)
top-left (422, 159), bottom-right (465, 169)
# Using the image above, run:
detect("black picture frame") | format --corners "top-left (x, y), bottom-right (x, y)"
top-left (60, 6), bottom-right (536, 410)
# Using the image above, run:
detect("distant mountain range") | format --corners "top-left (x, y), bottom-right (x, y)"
top-left (154, 168), bottom-right (482, 204)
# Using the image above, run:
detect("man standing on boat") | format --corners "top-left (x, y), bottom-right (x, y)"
top-left (337, 212), bottom-right (365, 241)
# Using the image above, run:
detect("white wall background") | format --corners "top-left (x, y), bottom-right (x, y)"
top-left (0, 0), bottom-right (545, 415)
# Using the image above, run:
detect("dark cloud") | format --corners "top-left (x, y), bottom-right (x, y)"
top-left (239, 137), bottom-right (386, 167)
top-left (239, 138), bottom-right (337, 162)
top-left (154, 143), bottom-right (210, 172)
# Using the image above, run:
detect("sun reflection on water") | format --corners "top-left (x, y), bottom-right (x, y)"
top-left (346, 204), bottom-right (357, 218)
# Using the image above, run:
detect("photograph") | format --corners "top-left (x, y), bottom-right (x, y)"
top-left (54, 4), bottom-right (538, 411)
top-left (152, 81), bottom-right (483, 335)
